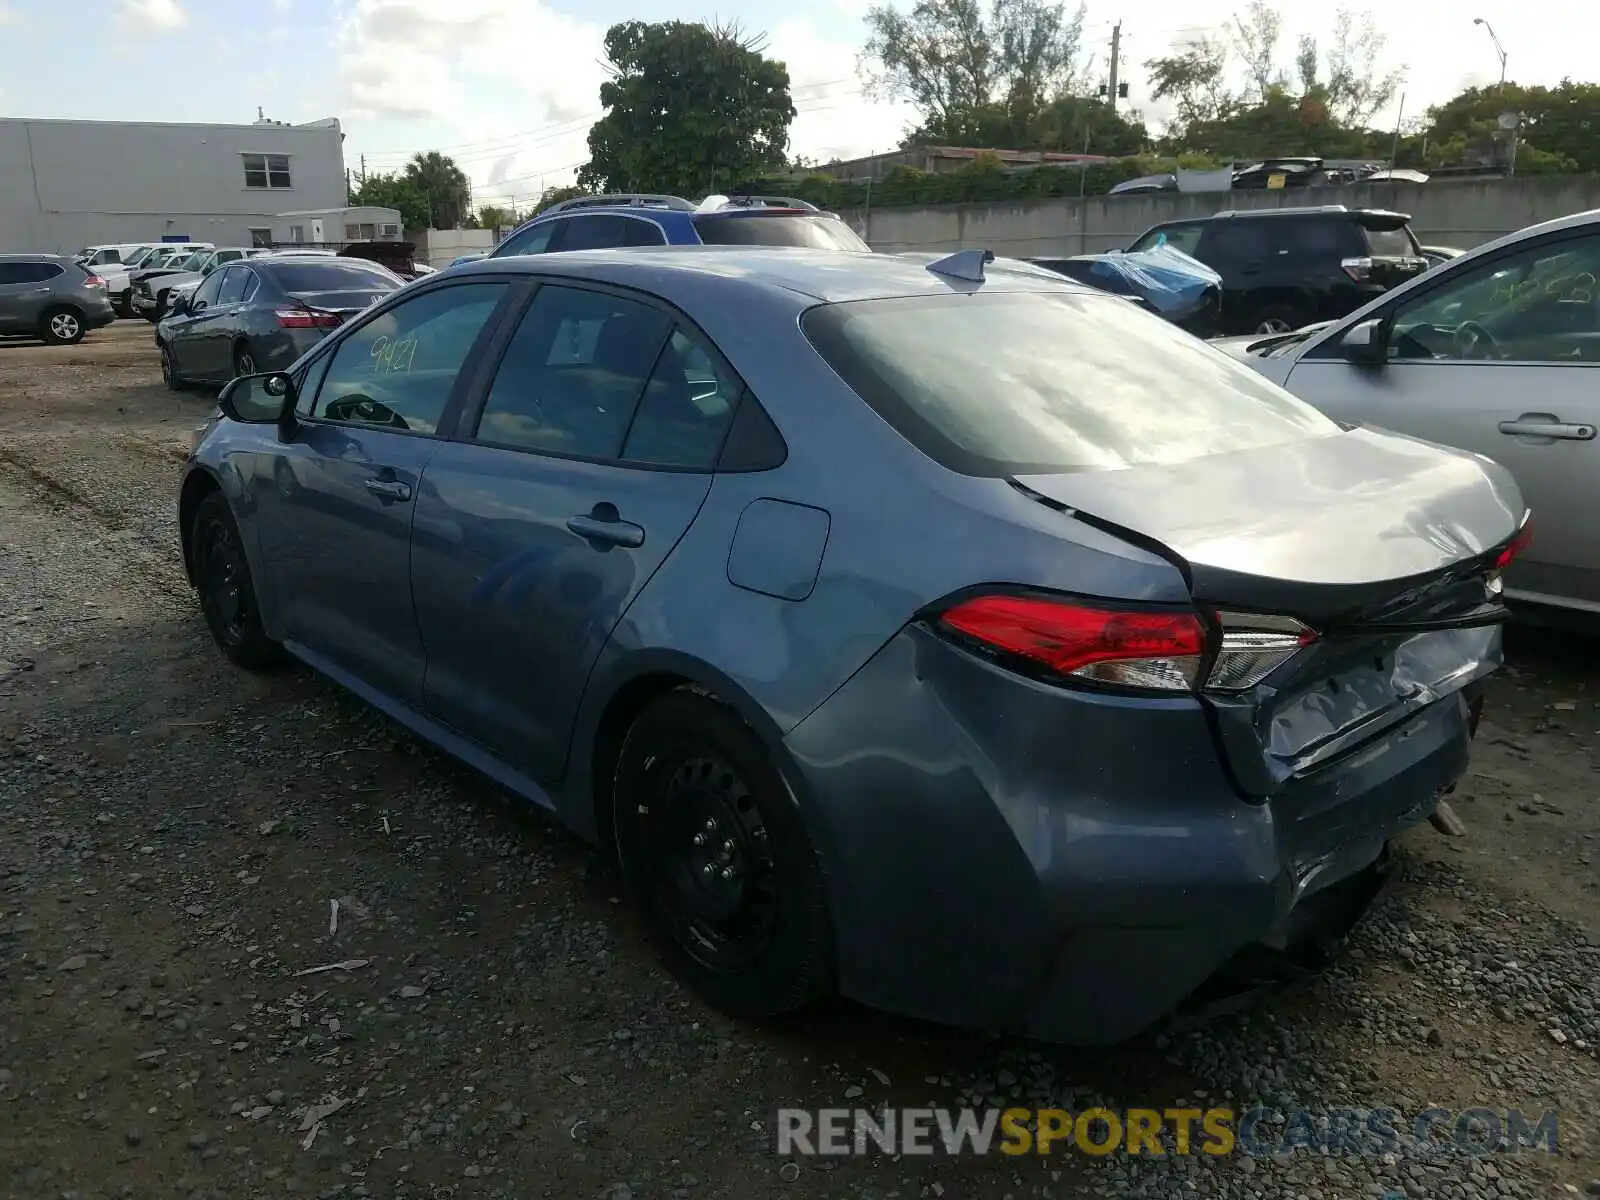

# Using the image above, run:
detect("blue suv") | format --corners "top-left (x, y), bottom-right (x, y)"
top-left (489, 193), bottom-right (871, 258)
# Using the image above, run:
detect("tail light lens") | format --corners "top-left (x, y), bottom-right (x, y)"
top-left (937, 595), bottom-right (1207, 692)
top-left (1205, 612), bottom-right (1318, 691)
top-left (1340, 256), bottom-right (1374, 282)
top-left (275, 308), bottom-right (341, 329)
top-left (84, 273), bottom-right (106, 288)
top-left (1494, 517), bottom-right (1533, 571)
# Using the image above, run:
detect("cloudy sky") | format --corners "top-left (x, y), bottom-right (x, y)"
top-left (3, 0), bottom-right (1597, 207)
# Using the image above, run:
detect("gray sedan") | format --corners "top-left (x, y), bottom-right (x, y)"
top-left (1216, 207), bottom-right (1600, 622)
top-left (178, 246), bottom-right (1522, 1045)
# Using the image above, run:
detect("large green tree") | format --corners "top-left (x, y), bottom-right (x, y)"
top-left (403, 151), bottom-right (472, 229)
top-left (579, 21), bottom-right (795, 196)
top-left (861, 0), bottom-right (1088, 142)
top-left (348, 172), bottom-right (431, 232)
top-left (1405, 80), bottom-right (1597, 173)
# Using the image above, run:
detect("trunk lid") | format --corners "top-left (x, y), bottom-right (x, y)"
top-left (1013, 428), bottom-right (1523, 795)
top-left (282, 288), bottom-right (389, 321)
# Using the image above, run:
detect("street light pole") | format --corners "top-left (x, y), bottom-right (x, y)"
top-left (1473, 17), bottom-right (1508, 91)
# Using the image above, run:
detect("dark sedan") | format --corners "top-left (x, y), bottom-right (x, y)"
top-left (157, 256), bottom-right (404, 389)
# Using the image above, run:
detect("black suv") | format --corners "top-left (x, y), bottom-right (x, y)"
top-left (1127, 205), bottom-right (1428, 335)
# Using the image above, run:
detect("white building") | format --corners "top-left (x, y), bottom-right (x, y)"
top-left (0, 115), bottom-right (349, 254)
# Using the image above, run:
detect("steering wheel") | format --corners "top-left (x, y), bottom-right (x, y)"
top-left (1452, 320), bottom-right (1501, 360)
top-left (322, 393), bottom-right (410, 431)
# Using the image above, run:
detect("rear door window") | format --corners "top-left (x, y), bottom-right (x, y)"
top-left (801, 290), bottom-right (1338, 477)
top-left (690, 213), bottom-right (869, 251)
top-left (473, 285), bottom-right (671, 459)
top-left (555, 215), bottom-right (635, 252)
top-left (217, 267), bottom-right (251, 305)
top-left (1199, 220), bottom-right (1273, 267)
top-left (8, 261), bottom-right (64, 284)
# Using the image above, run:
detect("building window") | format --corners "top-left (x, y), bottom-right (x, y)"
top-left (242, 153), bottom-right (292, 189)
top-left (380, 223), bottom-right (400, 239)
top-left (289, 224), bottom-right (305, 242)
top-left (249, 228), bottom-right (273, 247)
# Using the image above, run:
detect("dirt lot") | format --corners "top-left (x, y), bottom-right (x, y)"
top-left (1, 322), bottom-right (1596, 1200)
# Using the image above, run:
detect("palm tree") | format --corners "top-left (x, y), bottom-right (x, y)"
top-left (403, 152), bottom-right (472, 230)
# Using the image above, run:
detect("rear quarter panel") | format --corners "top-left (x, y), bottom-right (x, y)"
top-left (564, 280), bottom-right (1192, 830)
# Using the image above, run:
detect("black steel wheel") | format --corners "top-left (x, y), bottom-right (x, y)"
top-left (191, 492), bottom-right (284, 671)
top-left (613, 692), bottom-right (833, 1017)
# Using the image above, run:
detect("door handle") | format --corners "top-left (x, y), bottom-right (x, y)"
top-left (1498, 419), bottom-right (1596, 441)
top-left (567, 510), bottom-right (644, 549)
top-left (364, 478), bottom-right (412, 501)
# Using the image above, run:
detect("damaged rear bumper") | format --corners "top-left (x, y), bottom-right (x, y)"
top-left (782, 625), bottom-right (1489, 1047)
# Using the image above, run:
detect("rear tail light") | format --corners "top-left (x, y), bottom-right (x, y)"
top-left (937, 595), bottom-right (1207, 692)
top-left (935, 594), bottom-right (1320, 695)
top-left (1340, 256), bottom-right (1374, 282)
top-left (84, 273), bottom-right (106, 288)
top-left (1205, 612), bottom-right (1318, 691)
top-left (275, 307), bottom-right (341, 329)
top-left (1494, 517), bottom-right (1533, 571)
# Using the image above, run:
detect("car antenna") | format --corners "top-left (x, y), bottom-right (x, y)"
top-left (925, 249), bottom-right (994, 282)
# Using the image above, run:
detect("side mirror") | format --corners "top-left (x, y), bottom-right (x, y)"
top-left (1339, 318), bottom-right (1387, 366)
top-left (171, 296), bottom-right (191, 316)
top-left (219, 372), bottom-right (297, 427)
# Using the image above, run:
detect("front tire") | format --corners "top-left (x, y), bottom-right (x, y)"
top-left (152, 290), bottom-right (171, 321)
top-left (613, 693), bottom-right (834, 1018)
top-left (191, 492), bottom-right (285, 671)
top-left (39, 307), bottom-right (85, 345)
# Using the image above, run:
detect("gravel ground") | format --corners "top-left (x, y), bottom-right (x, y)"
top-left (1, 323), bottom-right (1596, 1200)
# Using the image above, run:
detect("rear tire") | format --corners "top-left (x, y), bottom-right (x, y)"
top-left (191, 492), bottom-right (285, 671)
top-left (612, 693), bottom-right (834, 1018)
top-left (39, 307), bottom-right (85, 345)
top-left (1251, 304), bottom-right (1310, 335)
top-left (159, 342), bottom-right (185, 391)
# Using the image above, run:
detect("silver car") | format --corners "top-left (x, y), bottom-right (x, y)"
top-left (1216, 207), bottom-right (1600, 620)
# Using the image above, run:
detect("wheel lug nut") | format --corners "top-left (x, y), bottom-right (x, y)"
top-left (703, 818), bottom-right (717, 832)
top-left (721, 838), bottom-right (735, 853)
top-left (692, 833), bottom-right (707, 847)
top-left (720, 866), bottom-right (736, 881)
top-left (702, 863), bottom-right (717, 877)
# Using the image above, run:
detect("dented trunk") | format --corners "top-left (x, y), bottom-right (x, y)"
top-left (1013, 428), bottom-right (1525, 797)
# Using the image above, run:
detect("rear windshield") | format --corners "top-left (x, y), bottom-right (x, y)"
top-left (801, 290), bottom-right (1339, 476)
top-left (1363, 224), bottom-right (1416, 256)
top-left (267, 260), bottom-right (401, 291)
top-left (692, 213), bottom-right (869, 251)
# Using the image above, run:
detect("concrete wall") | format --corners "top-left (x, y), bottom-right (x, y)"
top-left (413, 227), bottom-right (498, 266)
top-left (848, 176), bottom-right (1600, 258)
top-left (0, 118), bottom-right (347, 254)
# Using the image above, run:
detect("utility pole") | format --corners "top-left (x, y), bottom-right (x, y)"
top-left (359, 154), bottom-right (367, 185)
top-left (1106, 21), bottom-right (1122, 112)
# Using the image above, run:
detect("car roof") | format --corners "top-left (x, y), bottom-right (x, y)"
top-left (447, 244), bottom-right (1096, 304)
top-left (0, 252), bottom-right (71, 262)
